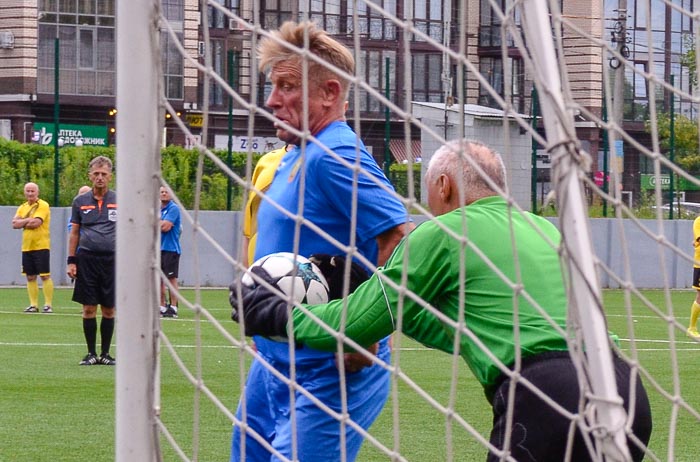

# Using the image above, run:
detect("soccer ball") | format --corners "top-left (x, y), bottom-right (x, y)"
top-left (241, 252), bottom-right (330, 306)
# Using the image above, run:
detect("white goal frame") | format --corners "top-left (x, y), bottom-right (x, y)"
top-left (115, 1), bottom-right (161, 460)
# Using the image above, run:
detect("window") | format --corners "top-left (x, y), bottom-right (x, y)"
top-left (38, 1), bottom-right (116, 97)
top-left (477, 0), bottom-right (525, 112)
top-left (229, 0), bottom-right (240, 16)
top-left (613, 0), bottom-right (695, 118)
top-left (78, 28), bottom-right (94, 69)
top-left (350, 49), bottom-right (396, 113)
top-left (208, 0), bottom-right (226, 29)
top-left (479, 0), bottom-right (524, 47)
top-left (163, 0), bottom-right (184, 22)
top-left (478, 0), bottom-right (521, 47)
top-left (263, 0), bottom-right (294, 31)
top-left (162, 31), bottom-right (184, 100)
top-left (37, 0), bottom-right (183, 99)
top-left (208, 41), bottom-right (225, 106)
top-left (411, 0), bottom-right (443, 42)
top-left (479, 56), bottom-right (525, 112)
top-left (345, 0), bottom-right (397, 40)
top-left (412, 53), bottom-right (443, 103)
top-left (308, 0), bottom-right (341, 34)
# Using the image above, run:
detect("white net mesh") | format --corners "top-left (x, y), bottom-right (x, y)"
top-left (116, 0), bottom-right (700, 460)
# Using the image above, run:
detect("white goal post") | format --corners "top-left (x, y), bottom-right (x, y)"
top-left (518, 1), bottom-right (631, 459)
top-left (115, 1), bottom-right (161, 460)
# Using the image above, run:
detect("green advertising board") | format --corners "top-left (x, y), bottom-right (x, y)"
top-left (640, 174), bottom-right (700, 191)
top-left (33, 122), bottom-right (109, 147)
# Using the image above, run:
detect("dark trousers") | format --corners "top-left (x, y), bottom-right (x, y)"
top-left (487, 352), bottom-right (652, 462)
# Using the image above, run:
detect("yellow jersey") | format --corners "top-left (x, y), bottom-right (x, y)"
top-left (693, 216), bottom-right (700, 268)
top-left (16, 199), bottom-right (51, 251)
top-left (244, 147), bottom-right (286, 265)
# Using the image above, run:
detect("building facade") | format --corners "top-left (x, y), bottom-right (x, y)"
top-left (0, 0), bottom-right (694, 202)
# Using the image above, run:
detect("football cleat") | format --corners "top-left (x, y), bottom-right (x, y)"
top-left (162, 306), bottom-right (178, 318)
top-left (79, 353), bottom-right (99, 366)
top-left (98, 354), bottom-right (116, 365)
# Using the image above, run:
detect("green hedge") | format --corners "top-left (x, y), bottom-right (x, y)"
top-left (0, 139), bottom-right (115, 207)
top-left (0, 139), bottom-right (422, 209)
top-left (389, 162), bottom-right (422, 201)
top-left (0, 139), bottom-right (261, 209)
top-left (160, 145), bottom-right (261, 210)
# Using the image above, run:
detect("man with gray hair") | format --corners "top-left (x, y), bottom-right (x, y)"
top-left (67, 156), bottom-right (117, 366)
top-left (231, 139), bottom-right (653, 461)
top-left (12, 182), bottom-right (54, 313)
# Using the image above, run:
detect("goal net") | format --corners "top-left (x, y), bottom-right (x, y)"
top-left (115, 0), bottom-right (700, 461)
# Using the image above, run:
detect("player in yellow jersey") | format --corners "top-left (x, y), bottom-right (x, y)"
top-left (688, 216), bottom-right (700, 338)
top-left (242, 146), bottom-right (287, 265)
top-left (12, 182), bottom-right (54, 313)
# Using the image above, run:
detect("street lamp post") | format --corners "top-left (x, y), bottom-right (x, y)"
top-left (669, 74), bottom-right (675, 219)
top-left (53, 36), bottom-right (60, 206)
top-left (383, 57), bottom-right (391, 177)
top-left (226, 50), bottom-right (236, 211)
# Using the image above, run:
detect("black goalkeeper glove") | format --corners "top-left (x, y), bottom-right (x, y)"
top-left (309, 254), bottom-right (369, 300)
top-left (229, 255), bottom-right (369, 337)
top-left (229, 266), bottom-right (289, 338)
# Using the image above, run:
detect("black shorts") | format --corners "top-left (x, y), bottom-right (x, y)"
top-left (72, 251), bottom-right (115, 308)
top-left (487, 352), bottom-right (652, 462)
top-left (161, 251), bottom-right (180, 279)
top-left (693, 267), bottom-right (700, 290)
top-left (22, 249), bottom-right (50, 276)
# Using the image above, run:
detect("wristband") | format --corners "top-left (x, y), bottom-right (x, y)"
top-left (67, 256), bottom-right (77, 265)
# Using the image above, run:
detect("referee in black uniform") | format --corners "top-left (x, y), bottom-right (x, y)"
top-left (66, 156), bottom-right (118, 366)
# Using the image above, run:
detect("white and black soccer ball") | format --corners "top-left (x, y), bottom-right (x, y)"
top-left (242, 252), bottom-right (330, 306)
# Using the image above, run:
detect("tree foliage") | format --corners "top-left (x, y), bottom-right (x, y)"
top-left (0, 138), bottom-right (261, 209)
top-left (0, 139), bottom-right (420, 209)
top-left (645, 112), bottom-right (700, 173)
top-left (389, 162), bottom-right (422, 201)
top-left (680, 35), bottom-right (697, 88)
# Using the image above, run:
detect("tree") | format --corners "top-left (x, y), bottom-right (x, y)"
top-left (680, 35), bottom-right (697, 88)
top-left (646, 112), bottom-right (700, 173)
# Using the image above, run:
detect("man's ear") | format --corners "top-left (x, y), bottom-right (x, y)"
top-left (438, 173), bottom-right (452, 203)
top-left (321, 79), bottom-right (343, 105)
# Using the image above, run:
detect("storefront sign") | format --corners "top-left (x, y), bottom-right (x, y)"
top-left (640, 174), bottom-right (700, 191)
top-left (185, 114), bottom-right (203, 128)
top-left (213, 135), bottom-right (285, 153)
top-left (33, 122), bottom-right (109, 147)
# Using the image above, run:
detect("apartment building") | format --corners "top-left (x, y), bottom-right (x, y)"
top-left (0, 0), bottom-right (693, 198)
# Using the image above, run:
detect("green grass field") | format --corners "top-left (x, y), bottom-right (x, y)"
top-left (1, 287), bottom-right (698, 461)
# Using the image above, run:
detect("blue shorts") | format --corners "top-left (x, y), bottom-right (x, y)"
top-left (230, 340), bottom-right (391, 462)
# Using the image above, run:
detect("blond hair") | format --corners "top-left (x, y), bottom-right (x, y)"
top-left (258, 21), bottom-right (354, 98)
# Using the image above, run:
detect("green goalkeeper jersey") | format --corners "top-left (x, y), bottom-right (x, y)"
top-left (292, 195), bottom-right (570, 393)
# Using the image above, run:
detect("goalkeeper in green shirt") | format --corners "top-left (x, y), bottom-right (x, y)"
top-left (230, 139), bottom-right (652, 461)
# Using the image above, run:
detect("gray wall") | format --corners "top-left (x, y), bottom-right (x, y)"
top-left (547, 217), bottom-right (694, 289)
top-left (591, 218), bottom-right (693, 289)
top-left (0, 206), bottom-right (241, 287)
top-left (0, 206), bottom-right (694, 289)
